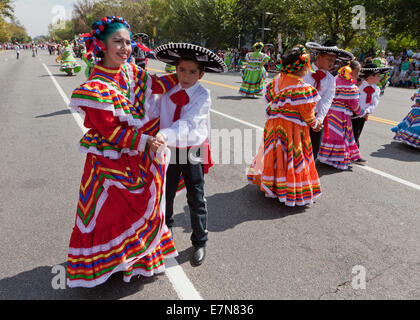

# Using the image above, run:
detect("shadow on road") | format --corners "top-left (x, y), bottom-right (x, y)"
top-left (315, 162), bottom-right (353, 177)
top-left (39, 73), bottom-right (77, 78)
top-left (370, 142), bottom-right (420, 162)
top-left (216, 95), bottom-right (244, 101)
top-left (174, 184), bottom-right (308, 235)
top-left (36, 109), bottom-right (72, 118)
top-left (0, 262), bottom-right (162, 299)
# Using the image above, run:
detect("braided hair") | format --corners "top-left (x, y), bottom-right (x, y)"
top-left (78, 16), bottom-right (132, 61)
top-left (337, 59), bottom-right (361, 83)
top-left (280, 44), bottom-right (312, 74)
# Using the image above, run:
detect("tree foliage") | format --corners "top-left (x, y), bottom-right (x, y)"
top-left (0, 0), bottom-right (31, 43)
top-left (46, 0), bottom-right (417, 53)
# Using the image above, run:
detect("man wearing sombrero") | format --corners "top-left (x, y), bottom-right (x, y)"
top-left (304, 40), bottom-right (354, 159)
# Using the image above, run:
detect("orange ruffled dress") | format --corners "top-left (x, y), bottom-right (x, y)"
top-left (247, 73), bottom-right (322, 206)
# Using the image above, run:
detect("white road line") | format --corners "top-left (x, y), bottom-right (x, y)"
top-left (357, 165), bottom-right (420, 191)
top-left (42, 62), bottom-right (202, 300)
top-left (210, 108), bottom-right (420, 192)
top-left (165, 258), bottom-right (203, 300)
top-left (42, 63), bottom-right (87, 134)
top-left (211, 108), bottom-right (264, 131)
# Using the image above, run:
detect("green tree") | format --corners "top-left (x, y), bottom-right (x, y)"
top-left (386, 0), bottom-right (420, 44)
top-left (0, 0), bottom-right (14, 18)
top-left (49, 19), bottom-right (76, 41)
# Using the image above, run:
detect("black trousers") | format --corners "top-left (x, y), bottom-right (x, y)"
top-left (165, 148), bottom-right (208, 248)
top-left (310, 127), bottom-right (324, 160)
top-left (351, 117), bottom-right (366, 148)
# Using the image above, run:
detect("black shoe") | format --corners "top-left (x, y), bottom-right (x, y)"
top-left (191, 246), bottom-right (206, 266)
top-left (354, 158), bottom-right (368, 165)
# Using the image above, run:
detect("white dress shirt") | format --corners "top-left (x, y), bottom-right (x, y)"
top-left (149, 82), bottom-right (211, 148)
top-left (358, 81), bottom-right (381, 115)
top-left (303, 65), bottom-right (336, 123)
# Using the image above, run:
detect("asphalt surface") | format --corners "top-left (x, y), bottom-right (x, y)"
top-left (0, 49), bottom-right (419, 300)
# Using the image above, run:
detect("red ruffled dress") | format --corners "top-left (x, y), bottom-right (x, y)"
top-left (66, 62), bottom-right (178, 288)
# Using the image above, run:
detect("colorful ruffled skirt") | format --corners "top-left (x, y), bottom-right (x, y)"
top-left (239, 66), bottom-right (268, 97)
top-left (66, 150), bottom-right (177, 288)
top-left (391, 105), bottom-right (420, 148)
top-left (318, 109), bottom-right (361, 169)
top-left (60, 61), bottom-right (82, 75)
top-left (247, 117), bottom-right (321, 206)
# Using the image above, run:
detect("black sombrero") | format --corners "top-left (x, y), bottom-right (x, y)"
top-left (305, 41), bottom-right (354, 61)
top-left (154, 42), bottom-right (227, 73)
top-left (133, 33), bottom-right (149, 40)
top-left (360, 62), bottom-right (392, 78)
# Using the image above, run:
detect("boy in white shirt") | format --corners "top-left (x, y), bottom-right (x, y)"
top-left (149, 43), bottom-right (227, 266)
top-left (352, 62), bottom-right (392, 151)
top-left (304, 41), bottom-right (354, 159)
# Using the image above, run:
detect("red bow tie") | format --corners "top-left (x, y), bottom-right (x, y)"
top-left (170, 89), bottom-right (190, 122)
top-left (364, 86), bottom-right (375, 104)
top-left (312, 70), bottom-right (326, 90)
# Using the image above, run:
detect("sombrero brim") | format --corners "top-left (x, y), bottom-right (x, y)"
top-left (133, 33), bottom-right (149, 40)
top-left (154, 43), bottom-right (227, 73)
top-left (360, 66), bottom-right (393, 76)
top-left (305, 42), bottom-right (354, 61)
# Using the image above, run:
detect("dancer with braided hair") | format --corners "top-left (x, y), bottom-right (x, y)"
top-left (66, 16), bottom-right (179, 288)
top-left (247, 45), bottom-right (322, 206)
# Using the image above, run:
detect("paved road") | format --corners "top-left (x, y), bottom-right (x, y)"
top-left (0, 49), bottom-right (419, 300)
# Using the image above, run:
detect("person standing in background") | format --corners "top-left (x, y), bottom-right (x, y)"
top-left (15, 43), bottom-right (20, 60)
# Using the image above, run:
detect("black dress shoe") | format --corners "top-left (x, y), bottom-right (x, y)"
top-left (354, 158), bottom-right (368, 165)
top-left (191, 246), bottom-right (206, 266)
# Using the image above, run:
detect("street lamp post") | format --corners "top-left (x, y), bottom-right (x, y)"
top-left (261, 11), bottom-right (273, 43)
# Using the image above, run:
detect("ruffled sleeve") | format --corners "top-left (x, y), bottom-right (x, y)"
top-left (262, 53), bottom-right (271, 64)
top-left (342, 84), bottom-right (364, 117)
top-left (265, 75), bottom-right (279, 103)
top-left (83, 108), bottom-right (146, 150)
top-left (335, 84), bottom-right (360, 100)
top-left (268, 81), bottom-right (320, 108)
top-left (69, 64), bottom-right (166, 159)
top-left (265, 78), bottom-right (320, 127)
top-left (78, 107), bottom-right (160, 159)
top-left (299, 102), bottom-right (317, 127)
top-left (347, 96), bottom-right (365, 117)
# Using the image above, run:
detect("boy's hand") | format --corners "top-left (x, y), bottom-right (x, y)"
top-left (147, 136), bottom-right (167, 153)
top-left (312, 119), bottom-right (323, 132)
top-left (155, 133), bottom-right (166, 144)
